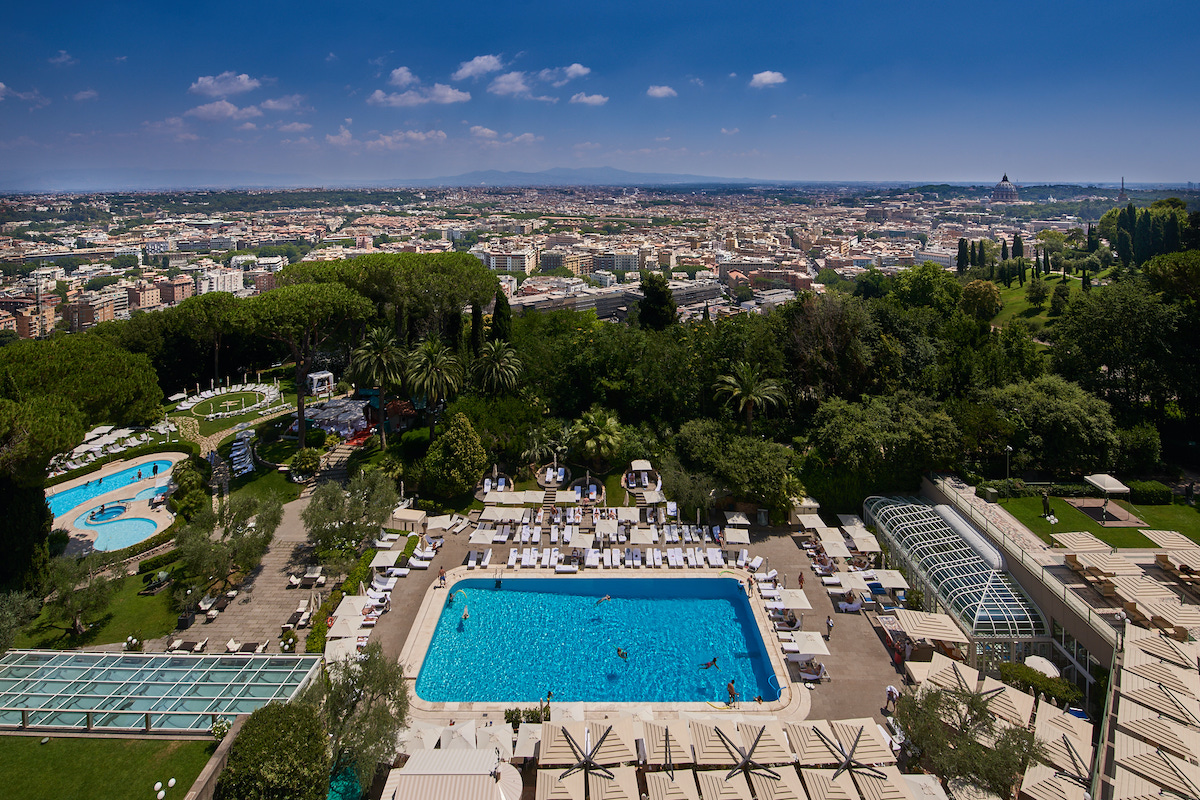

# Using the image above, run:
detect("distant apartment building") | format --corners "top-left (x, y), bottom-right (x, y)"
top-left (471, 247), bottom-right (537, 274)
top-left (0, 310), bottom-right (16, 333)
top-left (155, 275), bottom-right (194, 305)
top-left (913, 249), bottom-right (955, 269)
top-left (256, 256), bottom-right (287, 272)
top-left (144, 239), bottom-right (170, 256)
top-left (96, 286), bottom-right (130, 318)
top-left (196, 268), bottom-right (243, 295)
top-left (538, 249), bottom-right (592, 276)
top-left (66, 293), bottom-right (115, 332)
top-left (15, 304), bottom-right (56, 338)
top-left (126, 282), bottom-right (161, 311)
top-left (253, 272), bottom-right (276, 293)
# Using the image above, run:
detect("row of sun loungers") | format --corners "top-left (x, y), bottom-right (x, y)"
top-left (229, 434), bottom-right (255, 477)
top-left (167, 637), bottom-right (208, 654)
top-left (491, 546), bottom-right (747, 570)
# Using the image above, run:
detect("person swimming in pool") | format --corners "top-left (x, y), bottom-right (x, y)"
top-left (700, 657), bottom-right (719, 670)
top-left (462, 606), bottom-right (469, 620)
top-left (596, 595), bottom-right (611, 605)
top-left (616, 647), bottom-right (628, 661)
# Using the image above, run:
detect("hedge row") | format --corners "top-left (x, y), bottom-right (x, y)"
top-left (975, 478), bottom-right (1173, 505)
top-left (304, 549), bottom-right (378, 654)
top-left (1127, 480), bottom-right (1172, 505)
top-left (137, 548), bottom-right (181, 574)
top-left (45, 440), bottom-right (201, 487)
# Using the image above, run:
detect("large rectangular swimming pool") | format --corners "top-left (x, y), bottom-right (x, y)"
top-left (415, 577), bottom-right (780, 704)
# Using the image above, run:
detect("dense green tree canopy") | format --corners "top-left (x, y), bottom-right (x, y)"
top-left (215, 702), bottom-right (330, 800)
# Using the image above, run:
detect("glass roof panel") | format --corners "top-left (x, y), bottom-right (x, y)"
top-left (864, 497), bottom-right (1047, 639)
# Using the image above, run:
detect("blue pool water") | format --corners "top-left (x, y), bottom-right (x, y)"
top-left (46, 460), bottom-right (172, 518)
top-left (415, 578), bottom-right (780, 704)
top-left (75, 507), bottom-right (158, 551)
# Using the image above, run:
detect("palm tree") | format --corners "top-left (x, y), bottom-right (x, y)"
top-left (351, 326), bottom-right (405, 449)
top-left (570, 408), bottom-right (623, 469)
top-left (713, 361), bottom-right (786, 433)
top-left (473, 340), bottom-right (523, 395)
top-left (406, 338), bottom-right (463, 441)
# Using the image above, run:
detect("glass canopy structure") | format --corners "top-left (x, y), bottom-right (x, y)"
top-left (864, 497), bottom-right (1047, 641)
top-left (0, 650), bottom-right (322, 733)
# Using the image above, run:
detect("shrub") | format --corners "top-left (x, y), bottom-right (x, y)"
top-left (304, 550), bottom-right (377, 653)
top-left (215, 702), bottom-right (330, 800)
top-left (998, 662), bottom-right (1082, 707)
top-left (1128, 480), bottom-right (1171, 505)
top-left (291, 448), bottom-right (321, 476)
top-left (48, 529), bottom-right (69, 557)
top-left (137, 549), bottom-right (180, 574)
top-left (504, 708), bottom-right (522, 727)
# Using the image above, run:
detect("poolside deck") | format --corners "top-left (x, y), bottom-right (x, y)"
top-left (48, 451), bottom-right (190, 556)
top-left (370, 524), bottom-right (902, 730)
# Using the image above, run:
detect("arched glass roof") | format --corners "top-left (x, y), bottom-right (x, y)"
top-left (864, 497), bottom-right (1047, 640)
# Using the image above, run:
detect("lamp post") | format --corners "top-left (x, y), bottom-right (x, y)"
top-left (1004, 445), bottom-right (1013, 502)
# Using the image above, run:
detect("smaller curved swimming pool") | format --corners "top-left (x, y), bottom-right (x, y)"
top-left (74, 503), bottom-right (159, 551)
top-left (47, 460), bottom-right (172, 518)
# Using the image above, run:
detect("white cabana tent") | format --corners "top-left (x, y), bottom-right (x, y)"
top-left (724, 528), bottom-right (751, 546)
top-left (893, 609), bottom-right (970, 645)
top-left (1085, 474), bottom-right (1130, 495)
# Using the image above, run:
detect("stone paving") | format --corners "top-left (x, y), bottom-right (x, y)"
top-left (148, 494), bottom-right (315, 655)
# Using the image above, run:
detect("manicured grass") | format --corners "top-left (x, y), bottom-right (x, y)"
top-left (603, 472), bottom-right (627, 506)
top-left (991, 274), bottom-right (1081, 332)
top-left (192, 393), bottom-right (298, 438)
top-left (16, 566), bottom-right (183, 650)
top-left (230, 465), bottom-right (303, 505)
top-left (1002, 494), bottom-right (1200, 548)
top-left (0, 735), bottom-right (214, 800)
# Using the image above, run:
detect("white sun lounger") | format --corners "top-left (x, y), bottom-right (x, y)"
top-left (372, 576), bottom-right (398, 592)
top-left (585, 548), bottom-right (601, 568)
top-left (484, 478), bottom-right (492, 493)
top-left (761, 587), bottom-right (782, 601)
top-left (467, 551), bottom-right (479, 569)
top-left (633, 548), bottom-right (643, 568)
top-left (408, 558), bottom-right (431, 570)
top-left (612, 548), bottom-right (623, 567)
top-left (540, 547), bottom-right (550, 567)
top-left (550, 525), bottom-right (559, 544)
top-left (737, 549), bottom-right (749, 569)
top-left (747, 555), bottom-right (765, 572)
top-left (754, 568), bottom-right (778, 583)
top-left (480, 549), bottom-right (492, 569)
top-left (603, 549), bottom-right (612, 568)
top-left (685, 548), bottom-right (697, 568)
top-left (707, 548), bottom-right (725, 567)
top-left (673, 548), bottom-right (685, 567)
top-left (521, 548), bottom-right (534, 568)
top-left (508, 548), bottom-right (519, 568)
top-left (653, 548), bottom-right (664, 568)
top-left (384, 567), bottom-right (410, 578)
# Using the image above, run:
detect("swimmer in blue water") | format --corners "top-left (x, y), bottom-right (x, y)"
top-left (616, 647), bottom-right (628, 661)
top-left (700, 657), bottom-right (719, 670)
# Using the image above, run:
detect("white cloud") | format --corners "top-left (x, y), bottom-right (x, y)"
top-left (325, 52), bottom-right (337, 63)
top-left (749, 70), bottom-right (786, 88)
top-left (690, 77), bottom-right (705, 87)
top-left (655, 136), bottom-right (671, 142)
top-left (49, 50), bottom-right (77, 67)
top-left (143, 116), bottom-right (197, 141)
top-left (189, 71), bottom-right (261, 97)
top-left (237, 122), bottom-right (257, 131)
top-left (488, 71), bottom-right (530, 96)
top-left (277, 121), bottom-right (312, 133)
top-left (260, 94), bottom-right (305, 111)
top-left (647, 85), bottom-right (677, 98)
top-left (388, 66), bottom-right (417, 87)
top-left (72, 89), bottom-right (98, 101)
top-left (574, 141), bottom-right (602, 150)
top-left (538, 63), bottom-right (590, 87)
top-left (0, 83), bottom-right (8, 100)
top-left (326, 125), bottom-right (354, 147)
top-left (720, 127), bottom-right (739, 135)
top-left (570, 92), bottom-right (608, 106)
top-left (113, 55), bottom-right (127, 63)
top-left (366, 129), bottom-right (447, 150)
top-left (470, 125), bottom-right (498, 139)
top-left (367, 84), bottom-right (469, 107)
top-left (453, 54), bottom-right (504, 80)
top-left (185, 100), bottom-right (262, 121)
top-left (508, 133), bottom-right (541, 145)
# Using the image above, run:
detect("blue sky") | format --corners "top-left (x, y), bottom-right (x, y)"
top-left (2, 1), bottom-right (1197, 187)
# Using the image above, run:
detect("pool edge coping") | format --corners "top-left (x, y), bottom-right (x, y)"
top-left (48, 451), bottom-right (190, 553)
top-left (397, 566), bottom-right (808, 721)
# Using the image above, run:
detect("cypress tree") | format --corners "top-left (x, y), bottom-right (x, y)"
top-left (1165, 212), bottom-right (1182, 253)
top-left (489, 288), bottom-right (511, 342)
top-left (957, 238), bottom-right (969, 273)
top-left (1001, 239), bottom-right (1009, 261)
top-left (1044, 249), bottom-right (1051, 275)
top-left (969, 240), bottom-right (977, 267)
top-left (1134, 209), bottom-right (1152, 264)
top-left (469, 303), bottom-right (484, 357)
top-left (1013, 233), bottom-right (1024, 260)
top-left (1117, 230), bottom-right (1133, 266)
top-left (1151, 215), bottom-right (1165, 258)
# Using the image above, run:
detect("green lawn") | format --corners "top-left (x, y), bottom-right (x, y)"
top-left (0, 735), bottom-right (214, 800)
top-left (16, 565), bottom-right (183, 650)
top-left (991, 274), bottom-right (1081, 332)
top-left (1003, 495), bottom-right (1200, 548)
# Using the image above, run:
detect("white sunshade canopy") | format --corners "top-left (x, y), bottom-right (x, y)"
top-left (724, 528), bottom-right (751, 546)
top-left (820, 539), bottom-right (852, 559)
top-left (1085, 474), bottom-right (1130, 494)
top-left (631, 459), bottom-right (653, 472)
top-left (894, 609), bottom-right (970, 645)
top-left (724, 511), bottom-right (752, 527)
top-left (780, 589), bottom-right (812, 610)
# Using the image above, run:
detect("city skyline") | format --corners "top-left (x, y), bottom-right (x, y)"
top-left (2, 1), bottom-right (1198, 189)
